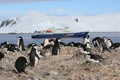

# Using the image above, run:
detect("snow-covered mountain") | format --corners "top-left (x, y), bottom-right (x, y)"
top-left (0, 11), bottom-right (120, 33)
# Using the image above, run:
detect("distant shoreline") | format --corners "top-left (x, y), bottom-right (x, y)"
top-left (0, 31), bottom-right (120, 34)
top-left (0, 32), bottom-right (120, 34)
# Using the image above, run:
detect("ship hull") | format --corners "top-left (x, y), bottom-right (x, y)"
top-left (31, 32), bottom-right (89, 39)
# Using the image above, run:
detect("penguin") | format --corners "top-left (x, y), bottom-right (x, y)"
top-left (82, 35), bottom-right (91, 52)
top-left (110, 43), bottom-right (120, 49)
top-left (0, 52), bottom-right (4, 69)
top-left (0, 41), bottom-right (19, 52)
top-left (85, 53), bottom-right (104, 63)
top-left (17, 36), bottom-right (26, 51)
top-left (83, 35), bottom-right (90, 44)
top-left (67, 42), bottom-right (83, 47)
top-left (41, 44), bottom-right (53, 57)
top-left (106, 39), bottom-right (113, 49)
top-left (7, 43), bottom-right (19, 52)
top-left (52, 38), bottom-right (61, 55)
top-left (0, 41), bottom-right (9, 48)
top-left (83, 42), bottom-right (91, 52)
top-left (98, 38), bottom-right (111, 53)
top-left (92, 37), bottom-right (101, 47)
top-left (41, 39), bottom-right (55, 57)
top-left (28, 46), bottom-right (42, 67)
top-left (15, 56), bottom-right (28, 73)
top-left (78, 42), bottom-right (91, 55)
top-left (102, 37), bottom-right (113, 49)
top-left (66, 42), bottom-right (74, 47)
top-left (92, 37), bottom-right (110, 53)
top-left (79, 47), bottom-right (90, 55)
top-left (43, 38), bottom-right (50, 47)
top-left (0, 52), bottom-right (4, 60)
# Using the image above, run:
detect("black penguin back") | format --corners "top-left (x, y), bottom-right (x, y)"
top-left (28, 47), bottom-right (40, 67)
top-left (0, 52), bottom-right (4, 60)
top-left (17, 36), bottom-right (26, 51)
top-left (28, 47), bottom-right (36, 67)
top-left (52, 38), bottom-right (60, 55)
top-left (20, 37), bottom-right (26, 51)
top-left (88, 54), bottom-right (104, 62)
top-left (15, 56), bottom-right (27, 73)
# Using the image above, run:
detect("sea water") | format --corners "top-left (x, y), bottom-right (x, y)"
top-left (0, 32), bottom-right (119, 45)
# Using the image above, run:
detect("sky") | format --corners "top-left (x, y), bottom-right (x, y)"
top-left (0, 0), bottom-right (120, 19)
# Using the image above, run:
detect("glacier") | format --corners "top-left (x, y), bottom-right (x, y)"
top-left (0, 11), bottom-right (120, 33)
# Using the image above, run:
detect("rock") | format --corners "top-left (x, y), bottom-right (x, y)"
top-left (0, 46), bottom-right (120, 80)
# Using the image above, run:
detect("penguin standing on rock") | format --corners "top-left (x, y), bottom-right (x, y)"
top-left (83, 35), bottom-right (91, 52)
top-left (52, 38), bottom-right (61, 55)
top-left (15, 56), bottom-right (28, 73)
top-left (102, 37), bottom-right (113, 49)
top-left (17, 36), bottom-right (26, 51)
top-left (83, 35), bottom-right (90, 44)
top-left (92, 37), bottom-right (111, 53)
top-left (28, 46), bottom-right (42, 67)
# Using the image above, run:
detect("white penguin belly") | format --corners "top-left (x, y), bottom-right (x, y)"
top-left (34, 57), bottom-right (38, 66)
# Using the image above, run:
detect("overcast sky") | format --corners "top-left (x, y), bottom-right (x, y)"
top-left (0, 0), bottom-right (120, 19)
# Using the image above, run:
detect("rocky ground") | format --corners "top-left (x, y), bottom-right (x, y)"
top-left (0, 46), bottom-right (120, 80)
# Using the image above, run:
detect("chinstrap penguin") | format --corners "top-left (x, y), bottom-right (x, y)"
top-left (92, 37), bottom-right (111, 53)
top-left (85, 53), bottom-right (104, 63)
top-left (17, 36), bottom-right (26, 51)
top-left (28, 46), bottom-right (42, 67)
top-left (52, 38), bottom-right (61, 55)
